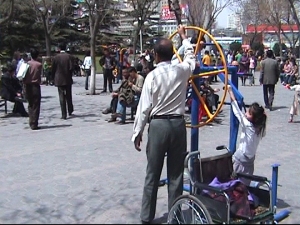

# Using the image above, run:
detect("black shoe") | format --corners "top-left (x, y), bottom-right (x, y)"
top-left (107, 113), bottom-right (120, 122)
top-left (21, 113), bottom-right (29, 117)
top-left (31, 126), bottom-right (41, 130)
top-left (69, 110), bottom-right (74, 116)
top-left (102, 108), bottom-right (112, 114)
top-left (101, 90), bottom-right (107, 93)
top-left (141, 220), bottom-right (151, 224)
top-left (61, 116), bottom-right (67, 120)
top-left (107, 117), bottom-right (117, 123)
top-left (115, 120), bottom-right (125, 125)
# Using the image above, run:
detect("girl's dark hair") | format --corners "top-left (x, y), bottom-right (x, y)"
top-left (249, 102), bottom-right (267, 138)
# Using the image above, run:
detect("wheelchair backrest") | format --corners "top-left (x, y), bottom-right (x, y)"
top-left (193, 152), bottom-right (233, 184)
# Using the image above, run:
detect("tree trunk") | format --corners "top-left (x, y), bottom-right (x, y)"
top-left (288, 0), bottom-right (300, 58)
top-left (90, 33), bottom-right (96, 95)
top-left (45, 32), bottom-right (52, 56)
top-left (133, 28), bottom-right (139, 60)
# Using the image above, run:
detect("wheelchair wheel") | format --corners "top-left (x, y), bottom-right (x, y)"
top-left (167, 194), bottom-right (212, 224)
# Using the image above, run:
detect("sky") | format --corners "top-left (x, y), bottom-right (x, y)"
top-left (216, 7), bottom-right (231, 28)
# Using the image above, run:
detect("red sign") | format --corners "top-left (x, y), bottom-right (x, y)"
top-left (246, 24), bottom-right (299, 33)
top-left (160, 4), bottom-right (188, 20)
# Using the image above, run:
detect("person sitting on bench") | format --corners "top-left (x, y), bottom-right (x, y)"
top-left (0, 63), bottom-right (28, 117)
top-left (102, 67), bottom-right (131, 116)
top-left (109, 66), bottom-right (144, 124)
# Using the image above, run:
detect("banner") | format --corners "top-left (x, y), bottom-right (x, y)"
top-left (160, 4), bottom-right (188, 20)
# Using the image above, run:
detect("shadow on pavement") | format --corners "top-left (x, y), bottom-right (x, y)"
top-left (68, 113), bottom-right (98, 119)
top-left (290, 121), bottom-right (300, 123)
top-left (152, 212), bottom-right (168, 224)
top-left (276, 198), bottom-right (291, 209)
top-left (272, 106), bottom-right (288, 110)
top-left (41, 96), bottom-right (55, 99)
top-left (0, 113), bottom-right (26, 118)
top-left (39, 124), bottom-right (72, 129)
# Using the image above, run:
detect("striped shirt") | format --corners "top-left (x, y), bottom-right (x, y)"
top-left (131, 39), bottom-right (196, 142)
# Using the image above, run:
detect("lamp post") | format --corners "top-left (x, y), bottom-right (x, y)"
top-left (133, 19), bottom-right (149, 54)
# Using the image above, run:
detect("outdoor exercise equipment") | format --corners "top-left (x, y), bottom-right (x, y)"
top-left (169, 26), bottom-right (229, 128)
top-left (160, 26), bottom-right (291, 223)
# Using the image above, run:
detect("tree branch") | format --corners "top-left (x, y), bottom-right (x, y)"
top-left (0, 0), bottom-right (14, 26)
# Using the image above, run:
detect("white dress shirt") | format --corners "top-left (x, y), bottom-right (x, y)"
top-left (131, 39), bottom-right (196, 142)
top-left (83, 56), bottom-right (92, 70)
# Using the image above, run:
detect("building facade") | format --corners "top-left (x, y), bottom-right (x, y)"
top-left (227, 13), bottom-right (242, 33)
top-left (246, 24), bottom-right (299, 49)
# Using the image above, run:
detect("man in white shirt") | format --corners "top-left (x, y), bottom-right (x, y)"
top-left (131, 25), bottom-right (196, 224)
top-left (82, 51), bottom-right (92, 90)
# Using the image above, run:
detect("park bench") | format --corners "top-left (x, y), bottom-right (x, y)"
top-left (238, 72), bottom-right (253, 86)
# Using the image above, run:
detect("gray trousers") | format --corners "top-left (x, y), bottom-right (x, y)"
top-left (232, 158), bottom-right (254, 186)
top-left (140, 118), bottom-right (187, 222)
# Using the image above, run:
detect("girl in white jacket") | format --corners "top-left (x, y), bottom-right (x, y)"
top-left (286, 84), bottom-right (300, 122)
top-left (227, 85), bottom-right (267, 184)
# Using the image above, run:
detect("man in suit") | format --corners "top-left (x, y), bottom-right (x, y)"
top-left (0, 62), bottom-right (28, 117)
top-left (99, 48), bottom-right (116, 93)
top-left (259, 49), bottom-right (280, 111)
top-left (23, 48), bottom-right (42, 130)
top-left (51, 43), bottom-right (74, 119)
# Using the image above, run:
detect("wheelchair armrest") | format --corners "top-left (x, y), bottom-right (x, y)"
top-left (236, 172), bottom-right (268, 182)
top-left (194, 181), bottom-right (224, 193)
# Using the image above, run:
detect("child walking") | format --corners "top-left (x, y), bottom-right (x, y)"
top-left (227, 86), bottom-right (267, 184)
top-left (286, 84), bottom-right (300, 123)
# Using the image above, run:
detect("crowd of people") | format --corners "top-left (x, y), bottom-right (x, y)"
top-left (0, 25), bottom-right (299, 224)
top-left (0, 43), bottom-right (75, 129)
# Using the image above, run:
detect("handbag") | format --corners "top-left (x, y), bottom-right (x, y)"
top-left (16, 62), bottom-right (30, 80)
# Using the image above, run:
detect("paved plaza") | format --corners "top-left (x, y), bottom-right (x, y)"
top-left (0, 73), bottom-right (299, 224)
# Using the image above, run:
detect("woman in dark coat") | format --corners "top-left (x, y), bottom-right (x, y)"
top-left (0, 63), bottom-right (28, 117)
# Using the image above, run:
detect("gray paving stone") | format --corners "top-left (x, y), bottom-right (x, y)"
top-left (0, 73), bottom-right (299, 224)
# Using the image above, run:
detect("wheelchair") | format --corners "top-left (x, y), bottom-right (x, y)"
top-left (167, 146), bottom-right (275, 224)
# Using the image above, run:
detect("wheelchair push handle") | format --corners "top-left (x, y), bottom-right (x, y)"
top-left (216, 145), bottom-right (230, 153)
top-left (184, 151), bottom-right (200, 169)
top-left (183, 151), bottom-right (201, 186)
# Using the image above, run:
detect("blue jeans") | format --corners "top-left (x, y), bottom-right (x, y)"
top-left (280, 73), bottom-right (286, 83)
top-left (285, 75), bottom-right (295, 85)
top-left (116, 95), bottom-right (139, 122)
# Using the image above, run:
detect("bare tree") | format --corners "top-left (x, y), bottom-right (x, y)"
top-left (30, 0), bottom-right (71, 56)
top-left (127, 0), bottom-right (160, 57)
top-left (168, 0), bottom-right (182, 25)
top-left (84, 0), bottom-right (117, 95)
top-left (184, 0), bottom-right (233, 31)
top-left (264, 0), bottom-right (291, 56)
top-left (288, 0), bottom-right (300, 56)
top-left (278, 6), bottom-right (298, 49)
top-left (239, 0), bottom-right (263, 34)
top-left (0, 0), bottom-right (15, 26)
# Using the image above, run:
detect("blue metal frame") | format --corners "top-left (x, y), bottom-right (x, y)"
top-left (191, 65), bottom-right (242, 154)
top-left (160, 49), bottom-right (290, 223)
